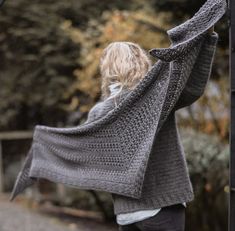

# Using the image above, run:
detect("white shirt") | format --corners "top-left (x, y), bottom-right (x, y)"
top-left (116, 203), bottom-right (187, 225)
top-left (107, 82), bottom-right (186, 225)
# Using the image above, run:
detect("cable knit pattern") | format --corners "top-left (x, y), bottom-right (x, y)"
top-left (10, 0), bottom-right (226, 203)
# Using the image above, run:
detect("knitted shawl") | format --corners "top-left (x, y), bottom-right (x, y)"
top-left (10, 0), bottom-right (227, 201)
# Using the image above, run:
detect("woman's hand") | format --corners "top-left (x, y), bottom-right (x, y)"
top-left (207, 25), bottom-right (214, 35)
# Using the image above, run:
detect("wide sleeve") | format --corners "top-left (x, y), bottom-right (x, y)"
top-left (173, 31), bottom-right (219, 111)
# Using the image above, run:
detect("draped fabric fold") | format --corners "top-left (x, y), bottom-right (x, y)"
top-left (10, 0), bottom-right (227, 201)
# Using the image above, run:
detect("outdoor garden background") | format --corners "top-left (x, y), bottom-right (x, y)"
top-left (0, 0), bottom-right (229, 231)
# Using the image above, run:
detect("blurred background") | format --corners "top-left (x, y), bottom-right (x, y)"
top-left (0, 0), bottom-right (229, 230)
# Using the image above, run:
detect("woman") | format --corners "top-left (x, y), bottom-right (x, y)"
top-left (86, 25), bottom-right (217, 231)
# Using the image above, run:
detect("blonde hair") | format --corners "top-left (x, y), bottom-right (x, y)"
top-left (99, 41), bottom-right (152, 100)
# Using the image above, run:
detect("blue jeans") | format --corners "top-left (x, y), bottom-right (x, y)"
top-left (118, 203), bottom-right (185, 231)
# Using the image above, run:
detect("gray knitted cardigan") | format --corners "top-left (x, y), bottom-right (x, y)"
top-left (10, 0), bottom-right (226, 207)
top-left (87, 30), bottom-right (220, 215)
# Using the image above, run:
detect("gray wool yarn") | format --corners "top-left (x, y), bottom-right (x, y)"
top-left (10, 0), bottom-right (226, 208)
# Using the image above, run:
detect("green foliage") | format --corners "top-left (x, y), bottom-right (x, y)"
top-left (180, 128), bottom-right (228, 230)
top-left (0, 0), bottom-right (169, 129)
top-left (0, 0), bottom-right (83, 129)
top-left (0, 0), bottom-right (149, 129)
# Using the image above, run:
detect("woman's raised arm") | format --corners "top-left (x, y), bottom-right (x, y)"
top-left (173, 28), bottom-right (219, 111)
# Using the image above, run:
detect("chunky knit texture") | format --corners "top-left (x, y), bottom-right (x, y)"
top-left (10, 0), bottom-right (226, 203)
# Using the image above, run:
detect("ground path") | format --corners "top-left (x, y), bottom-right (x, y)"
top-left (0, 194), bottom-right (118, 231)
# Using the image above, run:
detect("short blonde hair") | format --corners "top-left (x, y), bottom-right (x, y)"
top-left (99, 41), bottom-right (152, 100)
